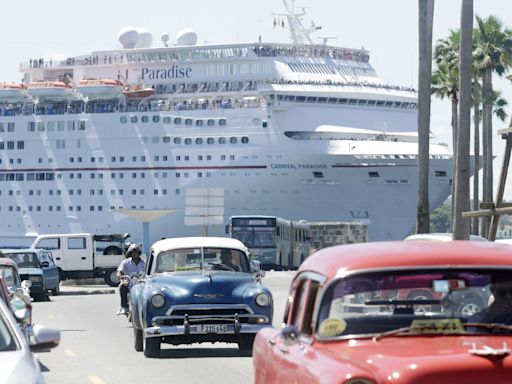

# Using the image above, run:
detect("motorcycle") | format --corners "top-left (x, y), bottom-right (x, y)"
top-left (120, 272), bottom-right (145, 321)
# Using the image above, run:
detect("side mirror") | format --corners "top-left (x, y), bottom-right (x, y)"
top-left (276, 227), bottom-right (280, 236)
top-left (250, 260), bottom-right (261, 273)
top-left (30, 324), bottom-right (61, 352)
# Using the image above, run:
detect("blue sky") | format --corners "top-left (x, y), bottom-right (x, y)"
top-left (1, 0), bottom-right (511, 197)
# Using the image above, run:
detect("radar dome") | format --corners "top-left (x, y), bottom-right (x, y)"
top-left (118, 26), bottom-right (139, 49)
top-left (135, 27), bottom-right (153, 48)
top-left (176, 28), bottom-right (197, 46)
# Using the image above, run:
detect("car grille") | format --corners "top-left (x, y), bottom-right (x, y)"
top-left (159, 305), bottom-right (253, 326)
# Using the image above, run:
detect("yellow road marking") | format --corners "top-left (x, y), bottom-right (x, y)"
top-left (64, 349), bottom-right (77, 357)
top-left (88, 376), bottom-right (106, 384)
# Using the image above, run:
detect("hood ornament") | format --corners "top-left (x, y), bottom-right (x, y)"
top-left (194, 293), bottom-right (225, 299)
top-left (469, 342), bottom-right (510, 357)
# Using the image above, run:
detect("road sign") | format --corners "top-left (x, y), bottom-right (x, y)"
top-left (184, 187), bottom-right (225, 228)
top-left (184, 216), bottom-right (225, 226)
top-left (185, 206), bottom-right (225, 216)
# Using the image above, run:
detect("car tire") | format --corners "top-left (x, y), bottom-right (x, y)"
top-left (238, 334), bottom-right (255, 351)
top-left (134, 327), bottom-right (143, 352)
top-left (457, 295), bottom-right (484, 317)
top-left (144, 336), bottom-right (161, 358)
top-left (104, 270), bottom-right (119, 287)
top-left (51, 283), bottom-right (60, 296)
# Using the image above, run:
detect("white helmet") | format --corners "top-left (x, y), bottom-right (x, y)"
top-left (126, 243), bottom-right (142, 256)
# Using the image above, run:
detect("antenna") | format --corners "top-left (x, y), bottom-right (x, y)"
top-left (160, 33), bottom-right (170, 47)
top-left (273, 0), bottom-right (322, 45)
top-left (317, 36), bottom-right (337, 45)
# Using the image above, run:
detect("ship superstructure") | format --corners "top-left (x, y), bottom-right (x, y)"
top-left (0, 1), bottom-right (452, 244)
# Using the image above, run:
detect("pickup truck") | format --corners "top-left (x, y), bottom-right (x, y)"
top-left (30, 233), bottom-right (130, 287)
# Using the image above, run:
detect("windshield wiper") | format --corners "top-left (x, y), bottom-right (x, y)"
top-left (463, 322), bottom-right (512, 332)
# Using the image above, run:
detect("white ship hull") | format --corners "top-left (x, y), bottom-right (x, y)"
top-left (0, 105), bottom-right (452, 245)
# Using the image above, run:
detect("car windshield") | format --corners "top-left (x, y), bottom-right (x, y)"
top-left (4, 253), bottom-right (39, 268)
top-left (317, 269), bottom-right (512, 338)
top-left (0, 266), bottom-right (19, 288)
top-left (155, 247), bottom-right (250, 273)
top-left (232, 227), bottom-right (276, 248)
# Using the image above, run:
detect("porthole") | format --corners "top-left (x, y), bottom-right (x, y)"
top-left (196, 120), bottom-right (204, 127)
top-left (174, 117), bottom-right (182, 125)
top-left (163, 136), bottom-right (171, 143)
top-left (152, 115), bottom-right (160, 123)
top-left (230, 137), bottom-right (237, 144)
top-left (152, 137), bottom-right (159, 143)
top-left (207, 119), bottom-right (215, 126)
top-left (196, 138), bottom-right (203, 145)
top-left (141, 116), bottom-right (149, 123)
top-left (219, 119), bottom-right (227, 126)
top-left (219, 137), bottom-right (226, 144)
top-left (207, 137), bottom-right (214, 144)
top-left (130, 116), bottom-right (138, 123)
top-left (184, 138), bottom-right (192, 145)
top-left (241, 136), bottom-right (249, 144)
top-left (174, 137), bottom-right (181, 144)
top-left (185, 118), bottom-right (193, 126)
top-left (120, 116), bottom-right (128, 124)
top-left (163, 116), bottom-right (171, 124)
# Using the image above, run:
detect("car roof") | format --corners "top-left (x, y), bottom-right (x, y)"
top-left (0, 258), bottom-right (19, 268)
top-left (298, 241), bottom-right (512, 280)
top-left (1, 249), bottom-right (40, 254)
top-left (404, 233), bottom-right (488, 241)
top-left (151, 237), bottom-right (249, 255)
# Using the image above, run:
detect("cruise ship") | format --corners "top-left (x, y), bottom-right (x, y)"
top-left (0, 1), bottom-right (453, 246)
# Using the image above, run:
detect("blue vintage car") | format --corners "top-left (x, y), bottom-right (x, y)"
top-left (130, 237), bottom-right (273, 358)
top-left (2, 249), bottom-right (60, 300)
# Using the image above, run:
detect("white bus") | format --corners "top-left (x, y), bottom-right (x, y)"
top-left (226, 215), bottom-right (310, 270)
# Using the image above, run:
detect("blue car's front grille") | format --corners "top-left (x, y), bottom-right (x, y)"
top-left (157, 305), bottom-right (255, 326)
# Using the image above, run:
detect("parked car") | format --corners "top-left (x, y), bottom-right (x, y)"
top-left (0, 297), bottom-right (60, 384)
top-left (0, 258), bottom-right (33, 337)
top-left (130, 237), bottom-right (273, 358)
top-left (2, 249), bottom-right (60, 300)
top-left (253, 241), bottom-right (512, 383)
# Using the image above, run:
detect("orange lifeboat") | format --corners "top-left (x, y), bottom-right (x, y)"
top-left (0, 83), bottom-right (27, 100)
top-left (122, 85), bottom-right (155, 98)
top-left (27, 80), bottom-right (72, 98)
top-left (76, 78), bottom-right (123, 98)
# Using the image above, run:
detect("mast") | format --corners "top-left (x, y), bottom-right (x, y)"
top-left (275, 0), bottom-right (322, 45)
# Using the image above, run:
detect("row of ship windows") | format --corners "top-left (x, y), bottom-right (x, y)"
top-left (119, 115), bottom-right (229, 127)
top-left (287, 62), bottom-right (376, 78)
top-left (272, 94), bottom-right (417, 109)
top-left (369, 170), bottom-right (448, 178)
top-left (0, 154), bottom-right (236, 166)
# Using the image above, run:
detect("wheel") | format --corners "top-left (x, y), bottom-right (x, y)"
top-left (238, 334), bottom-right (255, 351)
top-left (407, 290), bottom-right (435, 314)
top-left (457, 295), bottom-right (484, 317)
top-left (103, 246), bottom-right (122, 255)
top-left (133, 327), bottom-right (143, 352)
top-left (51, 282), bottom-right (60, 296)
top-left (104, 270), bottom-right (119, 287)
top-left (143, 336), bottom-right (161, 358)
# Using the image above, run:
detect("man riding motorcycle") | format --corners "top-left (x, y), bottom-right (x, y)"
top-left (116, 243), bottom-right (145, 316)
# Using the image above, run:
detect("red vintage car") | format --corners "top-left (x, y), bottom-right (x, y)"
top-left (253, 241), bottom-right (512, 383)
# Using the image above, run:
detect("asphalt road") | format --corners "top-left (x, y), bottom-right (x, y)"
top-left (32, 271), bottom-right (296, 384)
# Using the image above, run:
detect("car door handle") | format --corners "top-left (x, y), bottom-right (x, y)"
top-left (81, 257), bottom-right (86, 260)
top-left (279, 346), bottom-right (289, 354)
top-left (268, 339), bottom-right (276, 346)
top-left (56, 257), bottom-right (61, 260)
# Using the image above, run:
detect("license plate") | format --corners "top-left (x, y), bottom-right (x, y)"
top-left (196, 324), bottom-right (229, 334)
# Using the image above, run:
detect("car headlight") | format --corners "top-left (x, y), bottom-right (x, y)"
top-left (29, 275), bottom-right (42, 283)
top-left (151, 293), bottom-right (165, 308)
top-left (255, 292), bottom-right (271, 307)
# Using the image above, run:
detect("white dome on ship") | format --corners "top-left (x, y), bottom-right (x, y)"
top-left (118, 26), bottom-right (139, 49)
top-left (135, 27), bottom-right (153, 48)
top-left (176, 28), bottom-right (197, 46)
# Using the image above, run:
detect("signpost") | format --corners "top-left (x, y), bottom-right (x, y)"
top-left (185, 188), bottom-right (225, 235)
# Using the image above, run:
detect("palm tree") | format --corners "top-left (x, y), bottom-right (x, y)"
top-left (416, 0), bottom-right (435, 234)
top-left (473, 15), bottom-right (512, 233)
top-left (453, 0), bottom-right (473, 240)
top-left (432, 32), bottom-right (459, 230)
top-left (472, 74), bottom-right (481, 235)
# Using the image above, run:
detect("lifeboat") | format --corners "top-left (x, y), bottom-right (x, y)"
top-left (76, 78), bottom-right (123, 98)
top-left (122, 85), bottom-right (155, 98)
top-left (27, 80), bottom-right (72, 98)
top-left (0, 83), bottom-right (27, 101)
